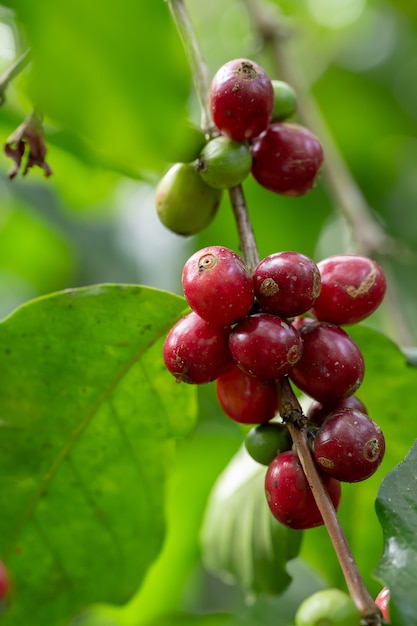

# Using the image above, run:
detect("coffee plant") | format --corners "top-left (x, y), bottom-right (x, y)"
top-left (0, 1), bottom-right (417, 625)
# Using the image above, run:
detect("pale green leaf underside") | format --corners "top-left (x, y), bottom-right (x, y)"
top-left (0, 284), bottom-right (196, 626)
top-left (201, 447), bottom-right (302, 595)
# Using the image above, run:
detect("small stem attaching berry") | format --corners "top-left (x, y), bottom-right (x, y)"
top-left (166, 0), bottom-right (213, 133)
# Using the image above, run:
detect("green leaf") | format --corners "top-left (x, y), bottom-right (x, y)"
top-left (9, 0), bottom-right (200, 171)
top-left (201, 447), bottom-right (302, 595)
top-left (375, 440), bottom-right (417, 626)
top-left (0, 285), bottom-right (196, 626)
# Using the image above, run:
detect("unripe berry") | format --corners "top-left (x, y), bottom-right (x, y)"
top-left (251, 122), bottom-right (324, 196)
top-left (295, 588), bottom-right (361, 626)
top-left (271, 80), bottom-right (297, 121)
top-left (245, 422), bottom-right (292, 465)
top-left (197, 136), bottom-right (252, 189)
top-left (163, 312), bottom-right (233, 384)
top-left (210, 58), bottom-right (274, 141)
top-left (182, 246), bottom-right (254, 327)
top-left (155, 163), bottom-right (221, 236)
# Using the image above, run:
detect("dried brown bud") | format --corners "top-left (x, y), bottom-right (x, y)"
top-left (5, 110), bottom-right (52, 180)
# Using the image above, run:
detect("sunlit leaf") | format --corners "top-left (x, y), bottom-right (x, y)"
top-left (375, 439), bottom-right (417, 626)
top-left (0, 285), bottom-right (196, 626)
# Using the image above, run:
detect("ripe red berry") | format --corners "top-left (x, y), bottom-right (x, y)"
top-left (253, 251), bottom-right (321, 318)
top-left (229, 313), bottom-right (303, 380)
top-left (182, 246), bottom-right (254, 327)
top-left (312, 254), bottom-right (387, 325)
top-left (216, 365), bottom-right (278, 424)
top-left (265, 449), bottom-right (341, 530)
top-left (0, 561), bottom-right (10, 602)
top-left (251, 122), bottom-right (324, 196)
top-left (375, 587), bottom-right (391, 622)
top-left (307, 395), bottom-right (367, 426)
top-left (289, 321), bottom-right (365, 404)
top-left (313, 407), bottom-right (385, 483)
top-left (163, 312), bottom-right (233, 384)
top-left (210, 58), bottom-right (274, 141)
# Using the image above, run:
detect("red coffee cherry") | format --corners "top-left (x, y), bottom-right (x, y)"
top-left (251, 122), bottom-right (324, 196)
top-left (265, 449), bottom-right (341, 530)
top-left (182, 246), bottom-right (254, 327)
top-left (210, 58), bottom-right (274, 141)
top-left (216, 365), bottom-right (278, 424)
top-left (289, 321), bottom-right (365, 404)
top-left (0, 560), bottom-right (10, 603)
top-left (313, 407), bottom-right (385, 483)
top-left (253, 251), bottom-right (321, 318)
top-left (163, 312), bottom-right (233, 384)
top-left (312, 254), bottom-right (387, 325)
top-left (229, 313), bottom-right (303, 380)
top-left (307, 395), bottom-right (368, 426)
top-left (375, 587), bottom-right (391, 623)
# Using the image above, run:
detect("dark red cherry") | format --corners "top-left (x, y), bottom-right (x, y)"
top-left (313, 407), bottom-right (385, 483)
top-left (312, 254), bottom-right (387, 325)
top-left (163, 312), bottom-right (233, 384)
top-left (307, 395), bottom-right (368, 426)
top-left (251, 122), bottom-right (324, 196)
top-left (182, 246), bottom-right (254, 327)
top-left (289, 321), bottom-right (365, 404)
top-left (265, 449), bottom-right (341, 530)
top-left (216, 365), bottom-right (278, 424)
top-left (229, 313), bottom-right (303, 380)
top-left (253, 251), bottom-right (321, 318)
top-left (210, 58), bottom-right (274, 141)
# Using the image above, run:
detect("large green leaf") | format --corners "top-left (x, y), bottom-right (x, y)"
top-left (0, 285), bottom-right (196, 626)
top-left (201, 447), bottom-right (302, 595)
top-left (375, 440), bottom-right (417, 626)
top-left (7, 0), bottom-right (200, 172)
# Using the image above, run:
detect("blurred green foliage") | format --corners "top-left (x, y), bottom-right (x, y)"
top-left (1, 0), bottom-right (417, 624)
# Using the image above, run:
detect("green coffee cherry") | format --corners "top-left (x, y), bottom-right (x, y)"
top-left (245, 422), bottom-right (292, 466)
top-left (197, 136), bottom-right (252, 189)
top-left (295, 589), bottom-right (361, 626)
top-left (155, 162), bottom-right (222, 236)
top-left (271, 80), bottom-right (297, 121)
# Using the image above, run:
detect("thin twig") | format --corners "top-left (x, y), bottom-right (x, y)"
top-left (228, 184), bottom-right (260, 273)
top-left (166, 0), bottom-right (212, 133)
top-left (278, 378), bottom-right (381, 625)
top-left (0, 49), bottom-right (31, 106)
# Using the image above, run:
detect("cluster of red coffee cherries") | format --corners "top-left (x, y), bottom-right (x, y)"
top-left (162, 57), bottom-right (388, 533)
top-left (163, 245), bottom-right (387, 530)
